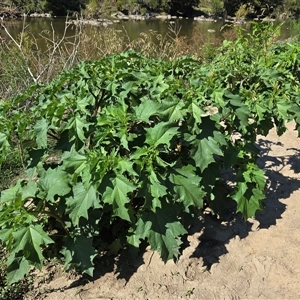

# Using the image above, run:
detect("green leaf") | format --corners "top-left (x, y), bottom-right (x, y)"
top-left (65, 114), bottom-right (90, 142)
top-left (138, 170), bottom-right (166, 211)
top-left (66, 183), bottom-right (100, 226)
top-left (134, 99), bottom-right (160, 122)
top-left (0, 180), bottom-right (22, 204)
top-left (191, 116), bottom-right (225, 172)
top-left (148, 170), bottom-right (167, 201)
top-left (191, 136), bottom-right (223, 172)
top-left (135, 202), bottom-right (187, 262)
top-left (127, 233), bottom-right (141, 257)
top-left (149, 74), bottom-right (169, 98)
top-left (232, 182), bottom-right (264, 218)
top-left (61, 235), bottom-right (97, 277)
top-left (62, 149), bottom-right (89, 182)
top-left (254, 101), bottom-right (266, 122)
top-left (13, 225), bottom-right (53, 261)
top-left (102, 174), bottom-right (136, 221)
top-left (212, 89), bottom-right (225, 107)
top-left (276, 100), bottom-right (290, 119)
top-left (34, 118), bottom-right (48, 148)
top-left (6, 256), bottom-right (31, 284)
top-left (0, 228), bottom-right (14, 244)
top-left (116, 157), bottom-right (138, 177)
top-left (108, 238), bottom-right (122, 255)
top-left (62, 149), bottom-right (87, 171)
top-left (145, 122), bottom-right (178, 148)
top-left (189, 101), bottom-right (204, 124)
top-left (21, 181), bottom-right (37, 201)
top-left (169, 165), bottom-right (205, 209)
top-left (243, 163), bottom-right (266, 190)
top-left (159, 98), bottom-right (186, 121)
top-left (225, 92), bottom-right (250, 128)
top-left (37, 167), bottom-right (71, 202)
top-left (232, 164), bottom-right (266, 218)
top-left (79, 63), bottom-right (91, 79)
top-left (0, 132), bottom-right (10, 154)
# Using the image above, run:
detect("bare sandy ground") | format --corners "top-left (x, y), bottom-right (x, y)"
top-left (26, 122), bottom-right (300, 300)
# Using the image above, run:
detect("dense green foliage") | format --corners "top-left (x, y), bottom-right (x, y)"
top-left (0, 24), bottom-right (300, 285)
top-left (223, 0), bottom-right (282, 16)
top-left (6, 0), bottom-right (85, 15)
top-left (3, 0), bottom-right (300, 17)
top-left (223, 0), bottom-right (300, 17)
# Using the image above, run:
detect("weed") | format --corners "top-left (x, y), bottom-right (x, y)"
top-left (171, 271), bottom-right (180, 276)
top-left (185, 287), bottom-right (195, 297)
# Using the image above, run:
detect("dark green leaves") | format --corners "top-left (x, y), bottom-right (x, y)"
top-left (232, 163), bottom-right (266, 219)
top-left (134, 99), bottom-right (160, 122)
top-left (61, 236), bottom-right (97, 277)
top-left (190, 116), bottom-right (226, 172)
top-left (145, 122), bottom-right (178, 147)
top-left (65, 114), bottom-right (90, 142)
top-left (169, 165), bottom-right (205, 208)
top-left (34, 118), bottom-right (48, 148)
top-left (134, 203), bottom-right (187, 262)
top-left (37, 167), bottom-right (71, 202)
top-left (0, 225), bottom-right (54, 283)
top-left (102, 174), bottom-right (136, 221)
top-left (1, 39), bottom-right (300, 285)
top-left (66, 183), bottom-right (100, 226)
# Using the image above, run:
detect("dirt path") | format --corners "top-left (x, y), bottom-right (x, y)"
top-left (27, 122), bottom-right (300, 300)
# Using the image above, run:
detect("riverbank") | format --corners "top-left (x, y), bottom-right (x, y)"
top-left (65, 13), bottom-right (280, 28)
top-left (0, 6), bottom-right (291, 24)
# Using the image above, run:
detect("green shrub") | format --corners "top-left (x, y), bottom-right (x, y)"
top-left (0, 23), bottom-right (299, 285)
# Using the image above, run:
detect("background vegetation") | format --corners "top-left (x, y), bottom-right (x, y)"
top-left (1, 0), bottom-right (300, 17)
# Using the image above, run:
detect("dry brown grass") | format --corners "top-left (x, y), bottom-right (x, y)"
top-left (0, 17), bottom-right (238, 100)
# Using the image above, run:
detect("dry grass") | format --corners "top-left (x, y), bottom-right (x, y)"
top-left (0, 17), bottom-right (237, 100)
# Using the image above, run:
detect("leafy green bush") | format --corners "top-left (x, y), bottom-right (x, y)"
top-left (0, 23), bottom-right (299, 285)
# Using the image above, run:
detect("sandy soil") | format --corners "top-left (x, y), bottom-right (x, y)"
top-left (26, 122), bottom-right (300, 300)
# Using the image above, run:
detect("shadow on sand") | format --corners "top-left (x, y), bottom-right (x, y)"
top-left (189, 137), bottom-right (300, 270)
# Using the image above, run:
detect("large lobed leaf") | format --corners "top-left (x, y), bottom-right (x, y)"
top-left (133, 202), bottom-right (187, 262)
top-left (1, 225), bottom-right (54, 284)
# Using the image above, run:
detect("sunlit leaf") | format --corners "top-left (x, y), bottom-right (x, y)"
top-left (66, 182), bottom-right (100, 226)
top-left (34, 118), bottom-right (48, 148)
top-left (102, 174), bottom-right (136, 221)
top-left (145, 122), bottom-right (178, 147)
top-left (37, 167), bottom-right (71, 202)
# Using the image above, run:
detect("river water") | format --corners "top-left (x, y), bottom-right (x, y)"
top-left (0, 17), bottom-right (294, 48)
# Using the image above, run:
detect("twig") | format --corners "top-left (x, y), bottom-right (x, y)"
top-left (1, 21), bottom-right (37, 83)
